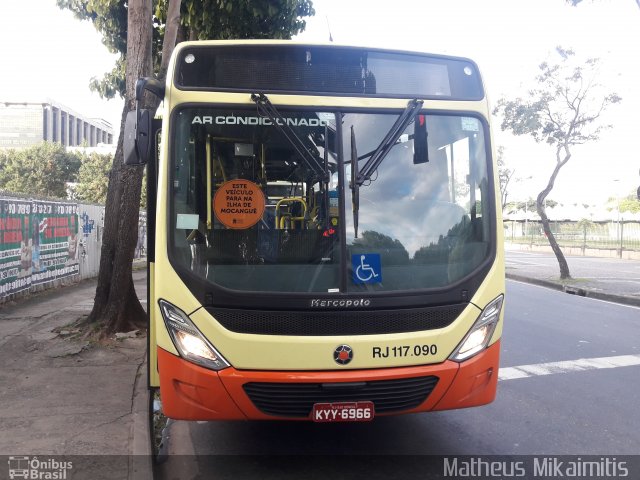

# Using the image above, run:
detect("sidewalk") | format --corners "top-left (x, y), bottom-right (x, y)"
top-left (505, 248), bottom-right (640, 308)
top-left (0, 270), bottom-right (151, 480)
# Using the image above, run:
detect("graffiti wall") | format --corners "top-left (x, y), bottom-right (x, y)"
top-left (1, 193), bottom-right (146, 302)
top-left (78, 204), bottom-right (104, 280)
top-left (0, 198), bottom-right (33, 296)
top-left (1, 198), bottom-right (79, 297)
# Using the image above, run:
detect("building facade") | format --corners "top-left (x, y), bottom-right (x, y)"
top-left (0, 100), bottom-right (113, 150)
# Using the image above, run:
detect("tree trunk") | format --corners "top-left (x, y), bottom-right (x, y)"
top-left (536, 145), bottom-right (572, 280)
top-left (501, 172), bottom-right (513, 212)
top-left (159, 0), bottom-right (182, 79)
top-left (88, 0), bottom-right (153, 334)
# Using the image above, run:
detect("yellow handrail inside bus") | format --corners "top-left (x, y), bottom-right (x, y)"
top-left (276, 197), bottom-right (307, 230)
top-left (206, 135), bottom-right (212, 229)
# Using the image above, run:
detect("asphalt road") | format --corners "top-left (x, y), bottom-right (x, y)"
top-left (156, 280), bottom-right (640, 479)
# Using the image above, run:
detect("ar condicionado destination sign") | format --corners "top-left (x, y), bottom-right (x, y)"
top-left (213, 179), bottom-right (265, 229)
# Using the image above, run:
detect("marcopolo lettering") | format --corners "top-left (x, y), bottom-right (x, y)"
top-left (310, 299), bottom-right (371, 308)
top-left (192, 116), bottom-right (329, 127)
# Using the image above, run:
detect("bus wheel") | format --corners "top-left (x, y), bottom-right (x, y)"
top-left (149, 387), bottom-right (169, 464)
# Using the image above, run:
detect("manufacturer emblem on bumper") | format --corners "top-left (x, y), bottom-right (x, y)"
top-left (333, 345), bottom-right (353, 365)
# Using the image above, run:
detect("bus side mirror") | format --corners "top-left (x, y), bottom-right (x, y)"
top-left (413, 114), bottom-right (429, 164)
top-left (124, 77), bottom-right (165, 166)
top-left (124, 109), bottom-right (152, 166)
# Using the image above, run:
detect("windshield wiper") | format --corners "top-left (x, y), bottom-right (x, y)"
top-left (354, 99), bottom-right (423, 187)
top-left (350, 126), bottom-right (360, 238)
top-left (251, 93), bottom-right (329, 181)
top-left (349, 99), bottom-right (423, 238)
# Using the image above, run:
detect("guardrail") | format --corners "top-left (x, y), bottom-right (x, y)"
top-left (504, 219), bottom-right (640, 257)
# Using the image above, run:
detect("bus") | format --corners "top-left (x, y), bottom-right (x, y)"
top-left (124, 41), bottom-right (505, 429)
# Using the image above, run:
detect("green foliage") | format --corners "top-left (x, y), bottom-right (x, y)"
top-left (159, 0), bottom-right (314, 40)
top-left (75, 152), bottom-right (113, 204)
top-left (413, 216), bottom-right (476, 265)
top-left (58, 0), bottom-right (315, 99)
top-left (89, 56), bottom-right (126, 99)
top-left (74, 152), bottom-right (148, 207)
top-left (576, 218), bottom-right (594, 229)
top-left (496, 145), bottom-right (514, 208)
top-left (606, 192), bottom-right (640, 214)
top-left (619, 196), bottom-right (640, 214)
top-left (352, 230), bottom-right (409, 265)
top-left (413, 243), bottom-right (448, 264)
top-left (0, 143), bottom-right (82, 198)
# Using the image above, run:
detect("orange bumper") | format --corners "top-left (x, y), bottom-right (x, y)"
top-left (157, 340), bottom-right (500, 421)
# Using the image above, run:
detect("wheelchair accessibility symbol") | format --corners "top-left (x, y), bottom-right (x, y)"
top-left (352, 254), bottom-right (382, 284)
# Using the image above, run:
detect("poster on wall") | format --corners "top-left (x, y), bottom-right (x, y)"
top-left (0, 198), bottom-right (33, 297)
top-left (0, 197), bottom-right (80, 299)
top-left (30, 200), bottom-right (80, 286)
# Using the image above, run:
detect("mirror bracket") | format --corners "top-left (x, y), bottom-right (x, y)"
top-left (124, 78), bottom-right (165, 166)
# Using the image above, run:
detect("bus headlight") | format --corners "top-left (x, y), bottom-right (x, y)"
top-left (450, 295), bottom-right (503, 362)
top-left (158, 299), bottom-right (230, 371)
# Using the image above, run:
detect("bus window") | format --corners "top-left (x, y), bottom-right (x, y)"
top-left (343, 114), bottom-right (490, 291)
top-left (170, 108), bottom-right (341, 292)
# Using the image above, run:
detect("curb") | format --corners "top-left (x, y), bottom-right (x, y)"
top-left (132, 259), bottom-right (148, 272)
top-left (506, 273), bottom-right (640, 308)
top-left (129, 356), bottom-right (153, 480)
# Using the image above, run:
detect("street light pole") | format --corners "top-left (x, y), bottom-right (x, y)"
top-left (613, 179), bottom-right (621, 257)
top-left (524, 198), bottom-right (529, 243)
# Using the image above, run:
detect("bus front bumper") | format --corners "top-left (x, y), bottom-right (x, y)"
top-left (157, 340), bottom-right (500, 421)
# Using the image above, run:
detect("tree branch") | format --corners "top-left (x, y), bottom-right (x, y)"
top-left (159, 0), bottom-right (182, 80)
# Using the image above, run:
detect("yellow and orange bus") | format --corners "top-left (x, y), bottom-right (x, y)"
top-left (125, 40), bottom-right (504, 427)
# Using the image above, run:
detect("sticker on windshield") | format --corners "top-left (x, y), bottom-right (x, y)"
top-left (213, 179), bottom-right (265, 229)
top-left (317, 112), bottom-right (335, 124)
top-left (352, 254), bottom-right (382, 285)
top-left (176, 214), bottom-right (199, 230)
top-left (461, 117), bottom-right (480, 132)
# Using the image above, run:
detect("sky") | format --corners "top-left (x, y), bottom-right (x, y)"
top-left (1, 0), bottom-right (638, 207)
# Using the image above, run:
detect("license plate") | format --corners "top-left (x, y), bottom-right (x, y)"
top-left (311, 401), bottom-right (375, 422)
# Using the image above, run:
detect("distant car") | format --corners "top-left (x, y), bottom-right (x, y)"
top-left (265, 181), bottom-right (304, 206)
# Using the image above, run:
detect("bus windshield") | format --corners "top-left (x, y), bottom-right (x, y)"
top-left (169, 107), bottom-right (492, 293)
